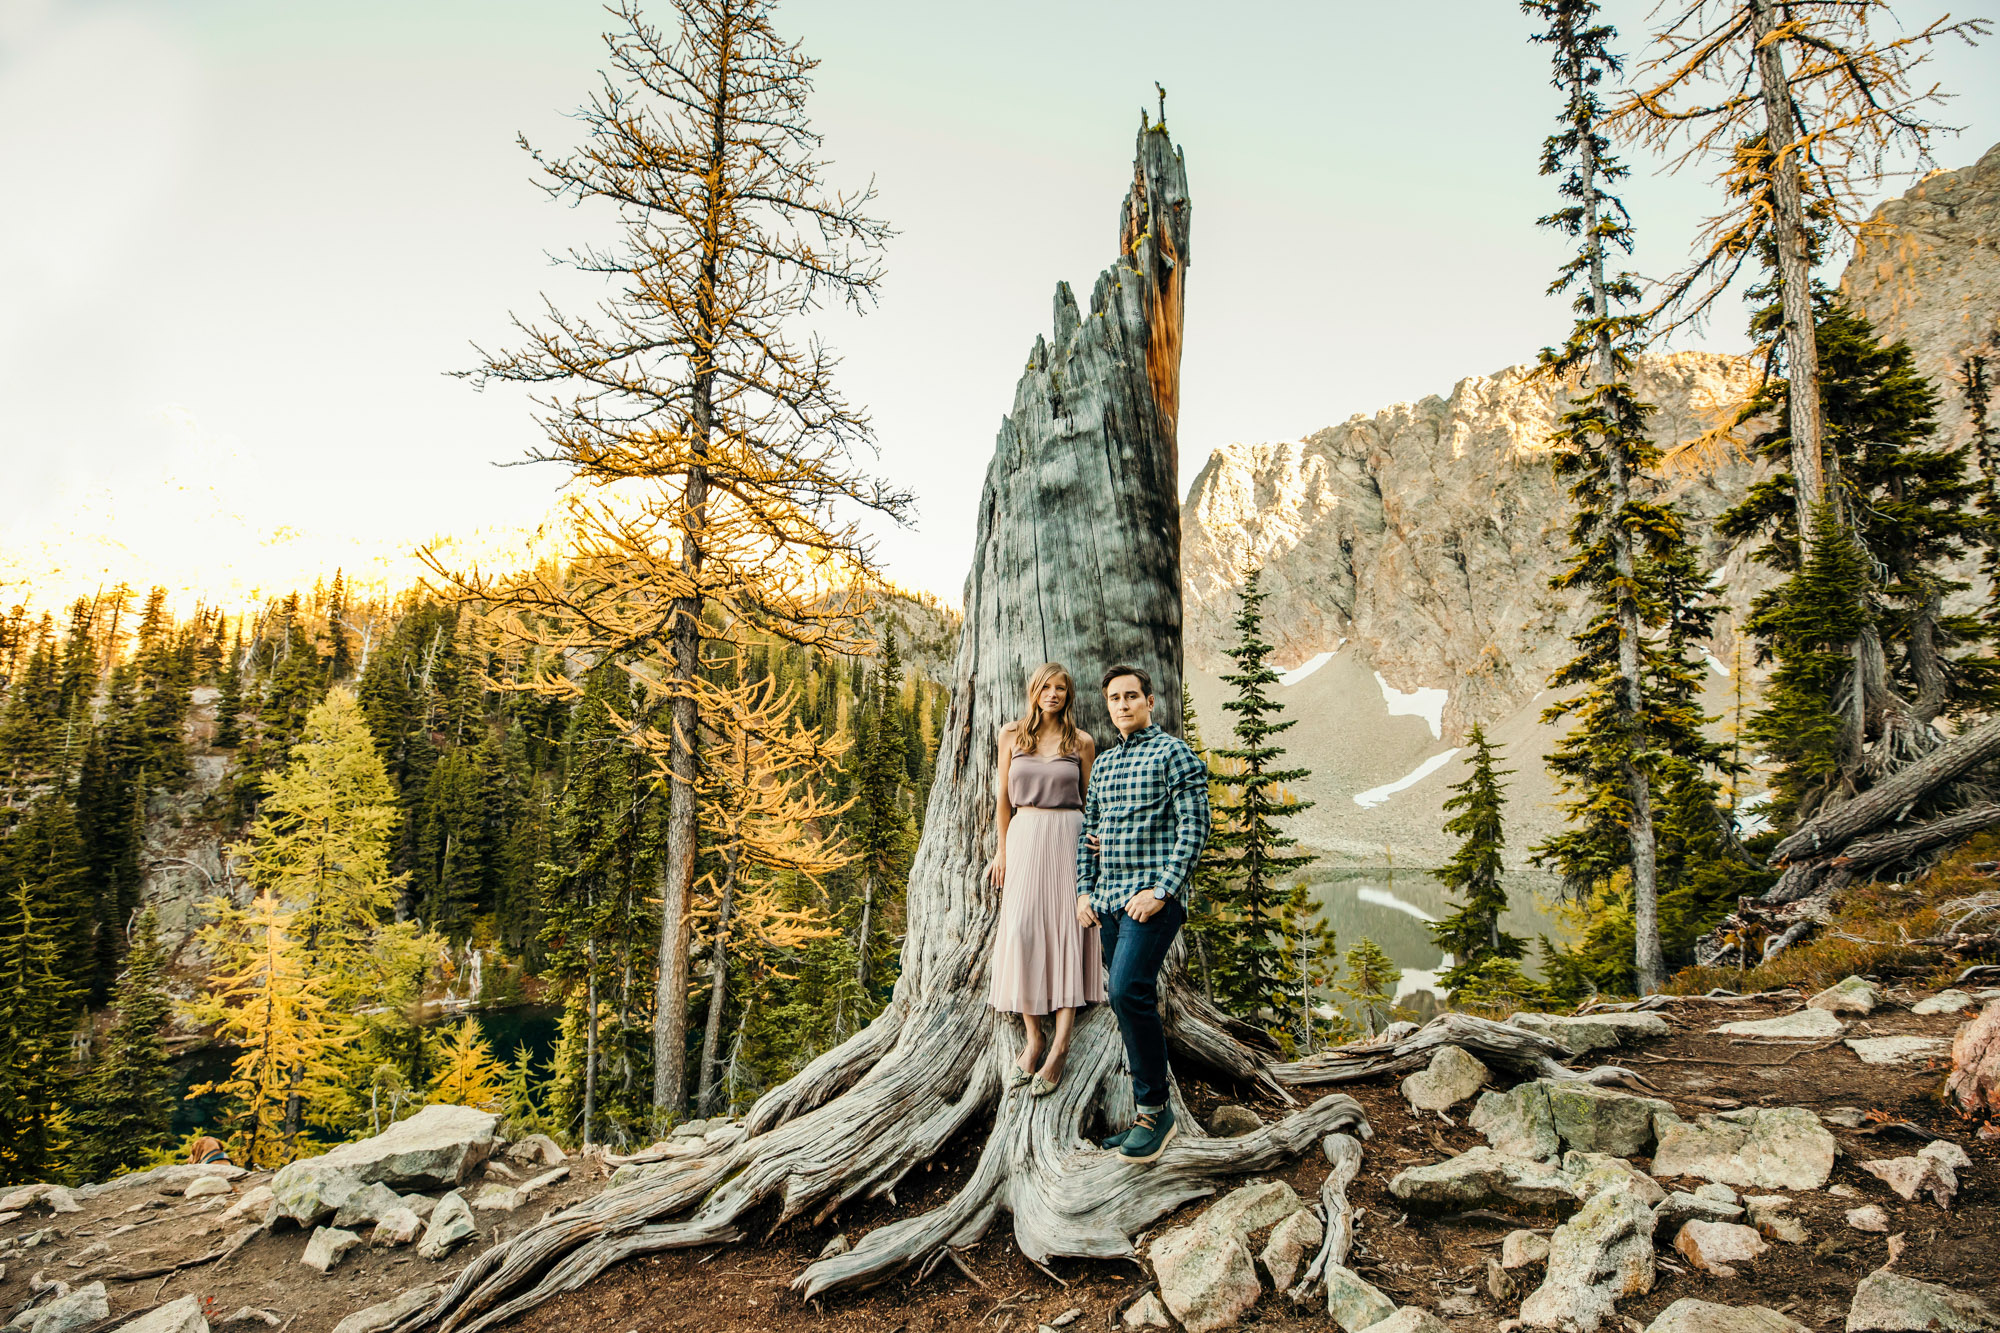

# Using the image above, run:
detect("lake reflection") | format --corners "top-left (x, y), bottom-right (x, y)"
top-left (1299, 866), bottom-right (1567, 1002)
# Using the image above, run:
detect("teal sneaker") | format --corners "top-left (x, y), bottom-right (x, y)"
top-left (1099, 1126), bottom-right (1132, 1150)
top-left (1117, 1105), bottom-right (1177, 1164)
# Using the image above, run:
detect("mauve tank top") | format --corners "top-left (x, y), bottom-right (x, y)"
top-left (1009, 751), bottom-right (1083, 810)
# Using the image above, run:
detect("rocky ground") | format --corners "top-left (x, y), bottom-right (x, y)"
top-left (7, 985), bottom-right (1999, 1333)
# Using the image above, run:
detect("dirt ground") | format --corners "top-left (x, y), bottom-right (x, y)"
top-left (6, 989), bottom-right (1997, 1333)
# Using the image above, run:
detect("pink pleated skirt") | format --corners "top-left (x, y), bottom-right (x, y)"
top-left (988, 808), bottom-right (1107, 1015)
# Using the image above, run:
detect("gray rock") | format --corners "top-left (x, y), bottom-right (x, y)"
top-left (1846, 1206), bottom-right (1890, 1232)
top-left (469, 1184), bottom-right (522, 1212)
top-left (1846, 1268), bottom-right (1998, 1332)
top-left (1207, 1104), bottom-right (1263, 1137)
top-left (23, 1282), bottom-right (108, 1333)
top-left (1913, 990), bottom-right (1976, 1016)
top-left (1656, 1191), bottom-right (1746, 1230)
top-left (1473, 1080), bottom-right (1676, 1159)
top-left (1200, 1179), bottom-right (1304, 1239)
top-left (1743, 1196), bottom-right (1807, 1244)
top-left (1400, 1046), bottom-right (1490, 1112)
top-left (1150, 1221), bottom-right (1260, 1333)
top-left (1652, 1107), bottom-right (1836, 1190)
top-left (1121, 1292), bottom-right (1171, 1329)
top-left (1695, 1183), bottom-right (1741, 1203)
top-left (1355, 1311), bottom-right (1451, 1333)
top-left (1810, 976), bottom-right (1883, 1015)
top-left (518, 1167), bottom-right (569, 1199)
top-left (1502, 1230), bottom-right (1550, 1268)
top-left (1646, 1299), bottom-right (1812, 1333)
top-left (1260, 1208), bottom-right (1321, 1292)
top-left (1920, 1139), bottom-right (1972, 1170)
top-left (73, 1164), bottom-right (246, 1201)
top-left (399, 1194), bottom-right (437, 1221)
top-left (1509, 1011), bottom-right (1673, 1054)
top-left (1562, 1152), bottom-right (1666, 1208)
top-left (481, 1159), bottom-right (520, 1182)
top-left (1713, 1009), bottom-right (1845, 1039)
top-left (1846, 1037), bottom-right (1949, 1066)
top-left (216, 1310), bottom-right (279, 1328)
top-left (182, 1177), bottom-right (233, 1200)
top-left (1519, 1188), bottom-right (1656, 1331)
top-left (331, 1181), bottom-right (405, 1230)
top-left (0, 1186), bottom-right (80, 1216)
top-left (1389, 1147), bottom-right (1580, 1215)
top-left (329, 1286), bottom-right (444, 1333)
top-left (1470, 1084), bottom-right (1559, 1160)
top-left (218, 1185), bottom-right (274, 1228)
top-left (271, 1105), bottom-right (499, 1225)
top-left (1324, 1265), bottom-right (1396, 1333)
top-left (301, 1226), bottom-right (363, 1274)
top-left (111, 1295), bottom-right (207, 1333)
top-left (504, 1134), bottom-right (566, 1167)
top-left (370, 1208), bottom-right (422, 1247)
top-left (1860, 1155), bottom-right (1957, 1208)
top-left (1672, 1221), bottom-right (1767, 1278)
top-left (1824, 1108), bottom-right (1870, 1129)
top-left (416, 1191), bottom-right (475, 1260)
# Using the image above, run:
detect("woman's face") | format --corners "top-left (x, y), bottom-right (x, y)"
top-left (1038, 677), bottom-right (1068, 717)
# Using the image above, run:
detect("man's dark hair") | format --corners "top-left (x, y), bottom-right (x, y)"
top-left (1100, 663), bottom-right (1153, 696)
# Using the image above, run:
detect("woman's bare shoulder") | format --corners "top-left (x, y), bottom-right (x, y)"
top-left (1077, 730), bottom-right (1097, 755)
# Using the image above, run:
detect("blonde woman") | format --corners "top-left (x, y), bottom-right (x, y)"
top-left (987, 662), bottom-right (1105, 1094)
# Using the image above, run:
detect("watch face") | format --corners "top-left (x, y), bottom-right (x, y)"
top-left (1153, 887), bottom-right (1168, 900)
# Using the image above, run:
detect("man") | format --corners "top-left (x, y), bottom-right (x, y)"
top-left (1075, 663), bottom-right (1211, 1164)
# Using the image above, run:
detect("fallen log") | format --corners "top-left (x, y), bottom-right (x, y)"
top-left (1832, 803), bottom-right (2000, 871)
top-left (1772, 715), bottom-right (2000, 866)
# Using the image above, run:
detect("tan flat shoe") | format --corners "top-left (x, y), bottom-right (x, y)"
top-left (1030, 1072), bottom-right (1060, 1097)
top-left (1006, 1062), bottom-right (1033, 1089)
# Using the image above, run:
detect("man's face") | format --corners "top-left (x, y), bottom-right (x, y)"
top-left (1104, 676), bottom-right (1154, 736)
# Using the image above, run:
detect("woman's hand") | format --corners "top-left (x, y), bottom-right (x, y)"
top-left (1076, 895), bottom-right (1099, 927)
top-left (986, 855), bottom-right (1006, 888)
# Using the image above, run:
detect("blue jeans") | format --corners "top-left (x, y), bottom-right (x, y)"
top-left (1097, 894), bottom-right (1185, 1110)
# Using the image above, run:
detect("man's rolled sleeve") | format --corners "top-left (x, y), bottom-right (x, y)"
top-left (1154, 744), bottom-right (1211, 901)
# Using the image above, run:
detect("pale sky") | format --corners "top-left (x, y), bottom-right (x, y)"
top-left (3, 0), bottom-right (1996, 608)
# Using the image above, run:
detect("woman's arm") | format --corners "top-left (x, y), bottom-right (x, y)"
top-left (1077, 731), bottom-right (1096, 792)
top-left (988, 725), bottom-right (1015, 887)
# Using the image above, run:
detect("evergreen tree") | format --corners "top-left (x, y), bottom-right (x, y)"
top-left (325, 570), bottom-right (356, 683)
top-left (428, 1017), bottom-right (506, 1110)
top-left (1206, 569), bottom-right (1314, 1022)
top-left (4, 792), bottom-right (94, 986)
top-left (1337, 937), bottom-right (1399, 1038)
top-left (215, 627), bottom-right (245, 749)
top-left (130, 587), bottom-right (191, 789)
top-left (0, 882), bottom-right (82, 1185)
top-left (1429, 725), bottom-right (1528, 998)
top-left (1181, 684), bottom-right (1230, 1001)
top-left (1271, 883), bottom-right (1342, 1055)
top-left (846, 632), bottom-right (913, 997)
top-left (68, 907), bottom-right (176, 1181)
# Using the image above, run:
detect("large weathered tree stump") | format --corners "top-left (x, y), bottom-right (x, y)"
top-left (389, 117), bottom-right (1366, 1333)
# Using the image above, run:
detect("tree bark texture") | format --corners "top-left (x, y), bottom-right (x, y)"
top-left (391, 120), bottom-right (1358, 1333)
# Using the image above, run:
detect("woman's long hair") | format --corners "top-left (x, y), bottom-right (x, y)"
top-left (1012, 662), bottom-right (1082, 757)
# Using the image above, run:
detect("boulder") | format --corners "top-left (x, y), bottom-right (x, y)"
top-left (399, 1193), bottom-right (437, 1220)
top-left (1646, 1299), bottom-right (1812, 1333)
top-left (1846, 1037), bottom-right (1949, 1066)
top-left (1509, 1011), bottom-right (1672, 1054)
top-left (1150, 1222), bottom-right (1260, 1333)
top-left (1947, 1000), bottom-right (2000, 1116)
top-left (183, 1176), bottom-right (233, 1200)
top-left (416, 1191), bottom-right (475, 1260)
top-left (1400, 1046), bottom-right (1491, 1112)
top-left (1652, 1107), bottom-right (1836, 1190)
top-left (302, 1226), bottom-right (364, 1273)
top-left (111, 1296), bottom-right (207, 1333)
top-left (271, 1105), bottom-right (500, 1225)
top-left (1502, 1230), bottom-right (1551, 1268)
top-left (1473, 1080), bottom-right (1676, 1160)
top-left (329, 1286), bottom-right (444, 1333)
top-left (1324, 1265), bottom-right (1396, 1333)
top-left (505, 1135), bottom-right (566, 1167)
top-left (1562, 1152), bottom-right (1666, 1208)
top-left (1200, 1179), bottom-right (1305, 1240)
top-left (469, 1184), bottom-right (523, 1211)
top-left (1845, 1268), bottom-right (1997, 1332)
top-left (1656, 1191), bottom-right (1746, 1230)
top-left (1207, 1105), bottom-right (1263, 1137)
top-left (370, 1207), bottom-right (423, 1247)
top-left (1518, 1188), bottom-right (1655, 1332)
top-left (1859, 1155), bottom-right (1957, 1208)
top-left (1673, 1221), bottom-right (1767, 1278)
top-left (1356, 1312), bottom-right (1450, 1333)
top-left (1742, 1196), bottom-right (1807, 1244)
top-left (1260, 1208), bottom-right (1321, 1291)
top-left (1713, 1008), bottom-right (1845, 1039)
top-left (219, 1185), bottom-right (274, 1228)
top-left (331, 1181), bottom-right (406, 1229)
top-left (22, 1283), bottom-right (108, 1333)
top-left (1470, 1084), bottom-right (1558, 1160)
top-left (1913, 990), bottom-right (1976, 1016)
top-left (1809, 977), bottom-right (1882, 1015)
top-left (1121, 1292), bottom-right (1171, 1329)
top-left (73, 1163), bottom-right (246, 1200)
top-left (1921, 1139), bottom-right (1972, 1170)
top-left (0, 1185), bottom-right (81, 1216)
top-left (1846, 1205), bottom-right (1890, 1232)
top-left (1388, 1147), bottom-right (1580, 1214)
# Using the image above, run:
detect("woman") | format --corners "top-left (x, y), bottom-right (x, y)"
top-left (987, 662), bottom-right (1104, 1095)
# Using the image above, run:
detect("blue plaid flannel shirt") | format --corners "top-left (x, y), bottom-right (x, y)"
top-left (1076, 724), bottom-right (1212, 915)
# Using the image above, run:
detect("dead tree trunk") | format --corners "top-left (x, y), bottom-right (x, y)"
top-left (390, 116), bottom-right (1365, 1333)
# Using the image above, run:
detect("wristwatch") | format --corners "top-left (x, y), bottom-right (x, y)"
top-left (1152, 886), bottom-right (1169, 901)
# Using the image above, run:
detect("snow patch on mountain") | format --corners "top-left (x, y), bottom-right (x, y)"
top-left (1352, 748), bottom-right (1460, 809)
top-left (1373, 672), bottom-right (1448, 740)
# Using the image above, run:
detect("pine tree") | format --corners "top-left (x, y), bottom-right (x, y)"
top-left (67, 907), bottom-right (176, 1180)
top-left (1271, 883), bottom-right (1342, 1055)
top-left (1430, 725), bottom-right (1528, 999)
top-left (0, 882), bottom-right (82, 1186)
top-left (5, 792), bottom-right (95, 986)
top-left (1337, 937), bottom-right (1400, 1038)
top-left (428, 1017), bottom-right (507, 1110)
top-left (1181, 684), bottom-right (1230, 1001)
top-left (846, 633), bottom-right (913, 998)
top-left (215, 627), bottom-right (245, 749)
top-left (1206, 569), bottom-right (1314, 1022)
top-left (130, 587), bottom-right (191, 789)
top-left (501, 1044), bottom-right (550, 1137)
top-left (325, 570), bottom-right (356, 683)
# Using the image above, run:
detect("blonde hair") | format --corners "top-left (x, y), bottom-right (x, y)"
top-left (1012, 663), bottom-right (1082, 758)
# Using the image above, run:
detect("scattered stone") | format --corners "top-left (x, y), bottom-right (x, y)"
top-left (1695, 1183), bottom-right (1740, 1203)
top-left (1207, 1104), bottom-right (1263, 1137)
top-left (1121, 1292), bottom-right (1171, 1329)
top-left (20, 1282), bottom-right (108, 1333)
top-left (1920, 1139), bottom-right (1972, 1171)
top-left (112, 1295), bottom-right (207, 1333)
top-left (0, 1212), bottom-right (17, 1226)
top-left (1846, 1206), bottom-right (1890, 1232)
top-left (1259, 1208), bottom-right (1321, 1292)
top-left (1656, 1192), bottom-right (1746, 1229)
top-left (329, 1285), bottom-right (444, 1333)
top-left (398, 1194), bottom-right (437, 1221)
top-left (482, 1159), bottom-right (520, 1182)
top-left (1200, 1179), bottom-right (1305, 1240)
top-left (182, 1177), bottom-right (233, 1200)
top-left (1845, 1267), bottom-right (1997, 1332)
top-left (1388, 1147), bottom-right (1580, 1215)
top-left (1809, 977), bottom-right (1882, 1015)
top-left (1150, 1222), bottom-right (1260, 1333)
top-left (332, 1182), bottom-right (406, 1229)
top-left (1830, 1184), bottom-right (1860, 1198)
top-left (1946, 1000), bottom-right (2000, 1117)
top-left (818, 1233), bottom-right (849, 1258)
top-left (1400, 1046), bottom-right (1491, 1112)
top-left (1824, 1108), bottom-right (1870, 1129)
top-left (1742, 1197), bottom-right (1806, 1244)
top-left (504, 1134), bottom-right (566, 1167)
top-left (1860, 1155), bottom-right (1957, 1208)
top-left (1652, 1107), bottom-right (1837, 1190)
top-left (416, 1191), bottom-right (475, 1260)
top-left (1846, 1037), bottom-right (1950, 1066)
top-left (64, 1242), bottom-right (109, 1268)
top-left (0, 1186), bottom-right (80, 1216)
top-left (1509, 1011), bottom-right (1672, 1054)
top-left (1503, 1229), bottom-right (1550, 1268)
top-left (218, 1186), bottom-right (274, 1228)
top-left (370, 1207), bottom-right (422, 1247)
top-left (216, 1310), bottom-right (280, 1328)
top-left (1519, 1188), bottom-right (1655, 1332)
top-left (1713, 1009), bottom-right (1845, 1039)
top-left (1673, 1221), bottom-right (1767, 1278)
top-left (73, 1164), bottom-right (245, 1201)
top-left (470, 1184), bottom-right (522, 1212)
top-left (302, 1225), bottom-right (363, 1273)
top-left (1914, 991), bottom-right (1976, 1016)
top-left (1355, 1311), bottom-right (1450, 1333)
top-left (1048, 1310), bottom-right (1083, 1329)
top-left (1645, 1299), bottom-right (1812, 1333)
top-left (1486, 1258), bottom-right (1515, 1302)
top-left (1325, 1265), bottom-right (1396, 1332)
top-left (271, 1104), bottom-right (501, 1225)
top-left (1563, 1152), bottom-right (1666, 1208)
